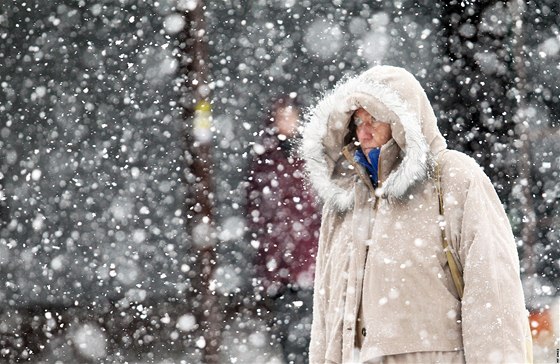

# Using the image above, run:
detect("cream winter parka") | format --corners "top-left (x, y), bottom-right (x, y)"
top-left (301, 66), bottom-right (531, 363)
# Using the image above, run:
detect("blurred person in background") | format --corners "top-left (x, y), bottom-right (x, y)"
top-left (246, 95), bottom-right (321, 364)
top-left (300, 66), bottom-right (532, 364)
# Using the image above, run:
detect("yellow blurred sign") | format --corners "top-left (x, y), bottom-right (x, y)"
top-left (193, 99), bottom-right (212, 143)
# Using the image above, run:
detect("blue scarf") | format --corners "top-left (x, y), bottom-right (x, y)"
top-left (354, 148), bottom-right (380, 188)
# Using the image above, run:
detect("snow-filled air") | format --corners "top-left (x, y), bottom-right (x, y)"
top-left (0, 0), bottom-right (558, 363)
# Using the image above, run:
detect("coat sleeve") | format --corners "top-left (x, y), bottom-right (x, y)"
top-left (456, 167), bottom-right (532, 363)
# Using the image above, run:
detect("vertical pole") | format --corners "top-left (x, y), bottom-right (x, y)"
top-left (178, 1), bottom-right (221, 363)
top-left (510, 0), bottom-right (537, 277)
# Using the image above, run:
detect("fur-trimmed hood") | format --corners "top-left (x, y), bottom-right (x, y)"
top-left (300, 65), bottom-right (447, 210)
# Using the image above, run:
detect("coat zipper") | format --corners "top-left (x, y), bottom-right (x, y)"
top-left (341, 145), bottom-right (383, 348)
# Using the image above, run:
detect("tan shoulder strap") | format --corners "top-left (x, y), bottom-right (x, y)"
top-left (436, 161), bottom-right (465, 299)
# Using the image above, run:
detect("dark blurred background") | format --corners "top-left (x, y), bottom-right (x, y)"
top-left (0, 0), bottom-right (558, 363)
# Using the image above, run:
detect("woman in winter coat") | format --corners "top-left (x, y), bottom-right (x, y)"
top-left (300, 66), bottom-right (532, 363)
top-left (246, 96), bottom-right (321, 363)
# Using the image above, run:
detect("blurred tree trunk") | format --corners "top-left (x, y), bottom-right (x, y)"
top-left (438, 0), bottom-right (540, 274)
top-left (509, 0), bottom-right (538, 281)
top-left (438, 1), bottom-right (519, 200)
top-left (179, 1), bottom-right (221, 363)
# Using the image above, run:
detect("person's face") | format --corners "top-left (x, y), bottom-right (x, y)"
top-left (274, 105), bottom-right (299, 138)
top-left (354, 108), bottom-right (392, 155)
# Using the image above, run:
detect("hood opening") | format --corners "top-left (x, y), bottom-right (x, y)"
top-left (300, 65), bottom-right (447, 210)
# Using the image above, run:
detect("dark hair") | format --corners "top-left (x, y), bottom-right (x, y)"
top-left (344, 110), bottom-right (358, 146)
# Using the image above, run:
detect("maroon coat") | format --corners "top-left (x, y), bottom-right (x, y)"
top-left (247, 136), bottom-right (320, 295)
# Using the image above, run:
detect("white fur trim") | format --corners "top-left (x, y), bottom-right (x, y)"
top-left (301, 82), bottom-right (355, 211)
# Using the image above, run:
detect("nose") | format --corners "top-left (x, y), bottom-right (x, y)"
top-left (356, 124), bottom-right (371, 141)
